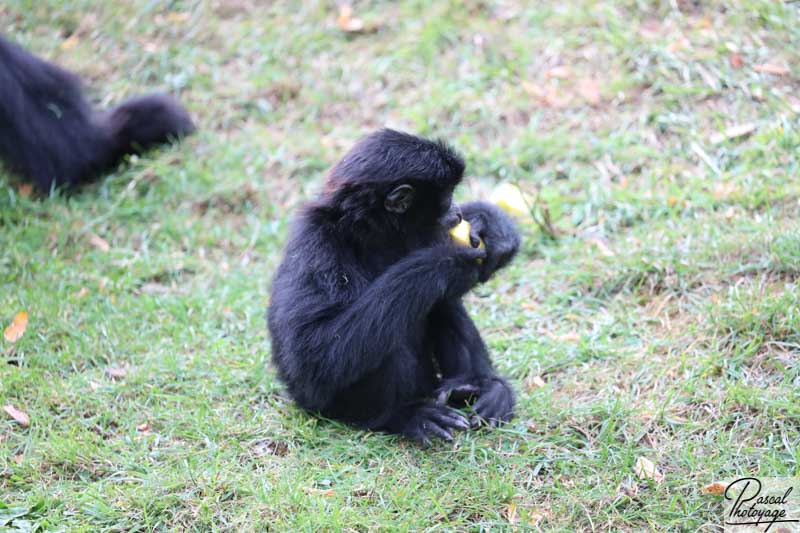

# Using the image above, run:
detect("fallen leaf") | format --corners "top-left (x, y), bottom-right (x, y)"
top-left (252, 439), bottom-right (290, 457)
top-left (139, 282), bottom-right (170, 295)
top-left (502, 503), bottom-right (519, 525)
top-left (303, 487), bottom-right (335, 497)
top-left (105, 367), bottom-right (127, 379)
top-left (729, 53), bottom-right (744, 69)
top-left (526, 375), bottom-right (546, 389)
top-left (4, 312), bottom-right (29, 343)
top-left (753, 63), bottom-right (789, 76)
top-left (712, 182), bottom-right (738, 199)
top-left (3, 405), bottom-right (30, 427)
top-left (165, 11), bottom-right (190, 23)
top-left (554, 331), bottom-right (581, 342)
top-left (634, 457), bottom-right (664, 483)
top-left (61, 35), bottom-right (79, 50)
top-left (88, 234), bottom-right (110, 252)
top-left (521, 80), bottom-right (544, 97)
top-left (545, 65), bottom-right (570, 79)
top-left (617, 482), bottom-right (639, 498)
top-left (710, 123), bottom-right (757, 144)
top-left (13, 454), bottom-right (24, 464)
top-left (351, 487), bottom-right (374, 498)
top-left (577, 78), bottom-right (602, 106)
top-left (701, 481), bottom-right (729, 496)
top-left (528, 511), bottom-right (545, 525)
top-left (17, 183), bottom-right (33, 198)
top-left (337, 4), bottom-right (365, 32)
top-left (588, 237), bottom-right (615, 257)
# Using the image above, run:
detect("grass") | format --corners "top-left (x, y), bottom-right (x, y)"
top-left (1, 0), bottom-right (799, 530)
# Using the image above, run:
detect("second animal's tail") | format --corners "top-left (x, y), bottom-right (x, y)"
top-left (0, 35), bottom-right (195, 192)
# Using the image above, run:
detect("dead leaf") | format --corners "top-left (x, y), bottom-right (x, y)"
top-left (617, 482), bottom-right (639, 498)
top-left (710, 123), bottom-right (757, 144)
top-left (545, 65), bottom-right (570, 79)
top-left (588, 237), bottom-right (615, 257)
top-left (521, 80), bottom-right (544, 97)
top-left (252, 439), bottom-right (290, 457)
top-left (701, 481), bottom-right (729, 496)
top-left (136, 422), bottom-right (150, 432)
top-left (105, 367), bottom-right (127, 379)
top-left (337, 4), bottom-right (365, 33)
top-left (351, 487), bottom-right (374, 498)
top-left (552, 331), bottom-right (580, 342)
top-left (712, 182), bottom-right (738, 199)
top-left (753, 63), bottom-right (789, 76)
top-left (525, 375), bottom-right (546, 389)
top-left (729, 53), bottom-right (744, 69)
top-left (17, 183), bottom-right (33, 198)
top-left (165, 11), bottom-right (190, 23)
top-left (88, 234), bottom-right (110, 252)
top-left (527, 511), bottom-right (545, 525)
top-left (4, 312), bottom-right (29, 343)
top-left (577, 78), bottom-right (602, 106)
top-left (3, 405), bottom-right (30, 427)
top-left (303, 487), bottom-right (335, 497)
top-left (13, 454), bottom-right (24, 464)
top-left (61, 35), bottom-right (79, 50)
top-left (502, 503), bottom-right (519, 525)
top-left (634, 457), bottom-right (664, 483)
top-left (139, 282), bottom-right (170, 295)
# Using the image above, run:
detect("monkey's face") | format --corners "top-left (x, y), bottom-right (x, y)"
top-left (383, 182), bottom-right (462, 240)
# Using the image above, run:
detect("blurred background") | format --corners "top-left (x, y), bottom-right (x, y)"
top-left (1, 1), bottom-right (798, 530)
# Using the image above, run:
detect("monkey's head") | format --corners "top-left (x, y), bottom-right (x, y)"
top-left (324, 129), bottom-right (465, 247)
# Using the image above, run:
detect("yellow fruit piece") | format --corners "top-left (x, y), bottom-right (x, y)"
top-left (490, 183), bottom-right (529, 217)
top-left (449, 219), bottom-right (472, 247)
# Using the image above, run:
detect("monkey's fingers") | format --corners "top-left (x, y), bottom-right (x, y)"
top-left (426, 407), bottom-right (470, 430)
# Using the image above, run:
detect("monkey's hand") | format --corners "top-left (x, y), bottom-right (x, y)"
top-left (468, 377), bottom-right (515, 428)
top-left (439, 244), bottom-right (487, 299)
top-left (460, 201), bottom-right (521, 283)
top-left (434, 377), bottom-right (481, 406)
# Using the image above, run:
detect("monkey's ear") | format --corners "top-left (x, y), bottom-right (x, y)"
top-left (385, 184), bottom-right (415, 213)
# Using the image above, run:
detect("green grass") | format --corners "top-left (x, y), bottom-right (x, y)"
top-left (2, 0), bottom-right (799, 530)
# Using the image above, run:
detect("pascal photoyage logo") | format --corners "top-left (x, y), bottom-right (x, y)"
top-left (719, 477), bottom-right (800, 532)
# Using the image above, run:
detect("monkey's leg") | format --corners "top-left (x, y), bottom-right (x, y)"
top-left (429, 300), bottom-right (515, 427)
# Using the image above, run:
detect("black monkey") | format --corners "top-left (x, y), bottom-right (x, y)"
top-left (268, 129), bottom-right (520, 444)
top-left (0, 35), bottom-right (195, 192)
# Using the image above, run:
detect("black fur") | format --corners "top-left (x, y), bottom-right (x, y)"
top-left (0, 35), bottom-right (195, 192)
top-left (268, 129), bottom-right (520, 444)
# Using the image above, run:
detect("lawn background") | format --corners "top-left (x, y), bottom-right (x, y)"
top-left (1, 0), bottom-right (799, 530)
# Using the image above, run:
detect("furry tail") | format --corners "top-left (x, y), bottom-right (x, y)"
top-left (105, 93), bottom-right (195, 158)
top-left (0, 35), bottom-right (195, 192)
